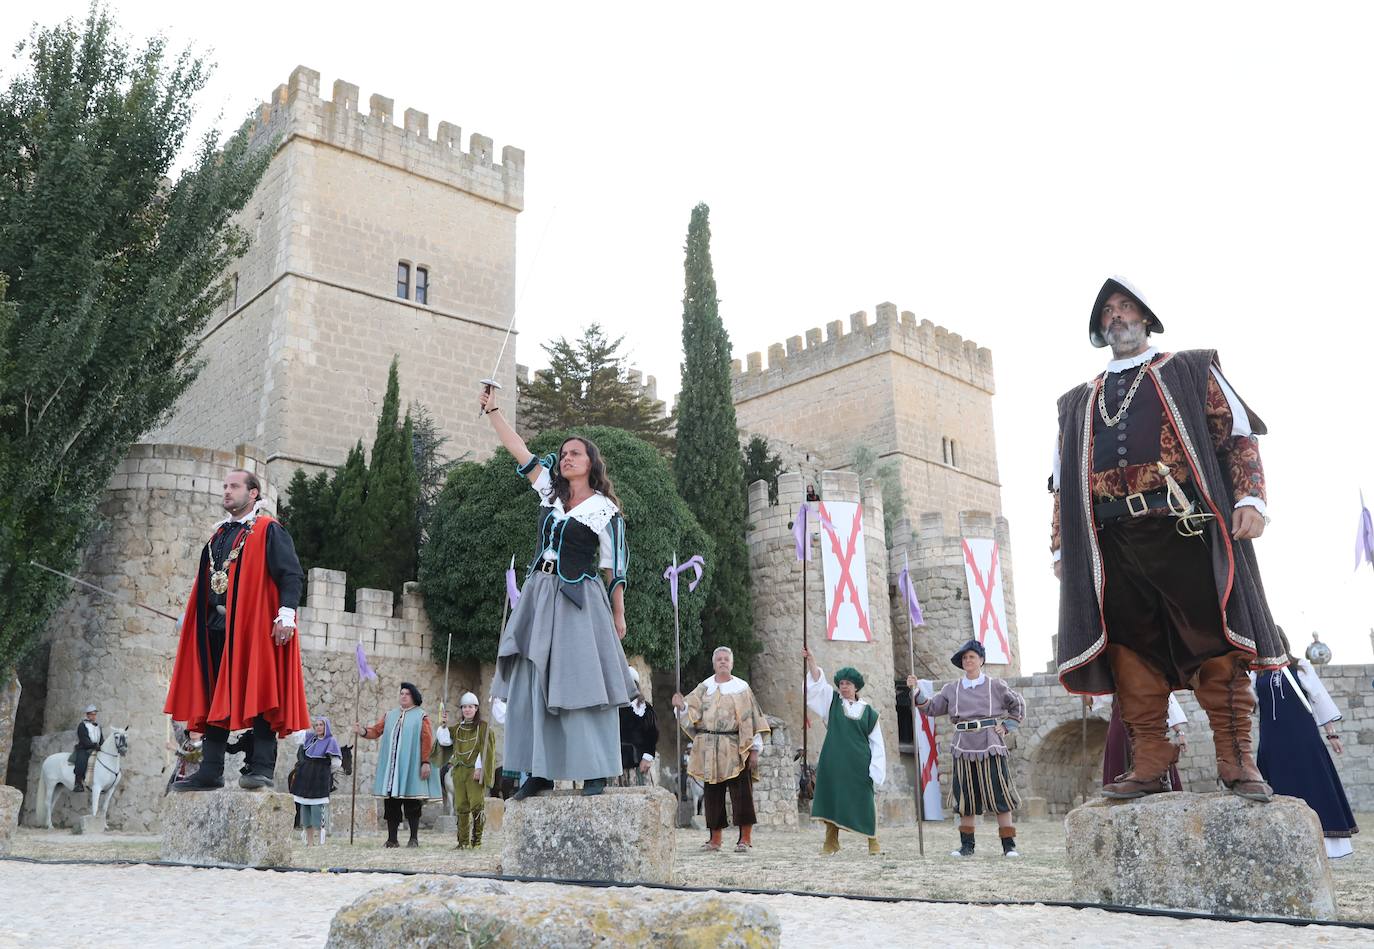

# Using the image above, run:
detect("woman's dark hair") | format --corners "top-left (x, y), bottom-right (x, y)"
top-left (400, 682), bottom-right (422, 706)
top-left (549, 436), bottom-right (622, 510)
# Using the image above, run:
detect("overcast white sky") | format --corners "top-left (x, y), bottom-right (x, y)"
top-left (6, 1), bottom-right (1373, 673)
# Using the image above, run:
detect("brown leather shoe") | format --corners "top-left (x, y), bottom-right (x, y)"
top-left (1102, 646), bottom-right (1177, 799)
top-left (1195, 651), bottom-right (1272, 803)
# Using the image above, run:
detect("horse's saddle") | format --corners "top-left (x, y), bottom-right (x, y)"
top-left (67, 753), bottom-right (96, 780)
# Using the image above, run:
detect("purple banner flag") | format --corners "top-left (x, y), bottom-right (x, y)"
top-left (355, 641), bottom-right (377, 682)
top-left (663, 554), bottom-right (706, 606)
top-left (793, 503), bottom-right (811, 561)
top-left (1358, 492), bottom-right (1374, 570)
top-left (897, 566), bottom-right (925, 626)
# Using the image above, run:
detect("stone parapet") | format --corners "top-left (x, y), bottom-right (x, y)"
top-left (249, 66), bottom-right (523, 211)
top-left (0, 785), bottom-right (20, 855)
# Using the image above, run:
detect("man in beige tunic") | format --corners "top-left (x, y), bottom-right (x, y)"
top-left (672, 646), bottom-right (770, 852)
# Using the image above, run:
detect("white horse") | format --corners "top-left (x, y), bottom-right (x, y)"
top-left (37, 727), bottom-right (129, 829)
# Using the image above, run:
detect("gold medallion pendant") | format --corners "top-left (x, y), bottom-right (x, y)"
top-left (210, 570), bottom-right (230, 595)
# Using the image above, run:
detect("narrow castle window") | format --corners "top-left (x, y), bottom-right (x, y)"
top-left (232, 273), bottom-right (239, 309)
top-left (942, 437), bottom-right (950, 464)
top-left (396, 262), bottom-right (411, 299)
top-left (415, 266), bottom-right (429, 305)
top-left (942, 437), bottom-right (959, 467)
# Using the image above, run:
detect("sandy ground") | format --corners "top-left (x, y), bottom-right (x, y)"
top-left (2, 816), bottom-right (1370, 946)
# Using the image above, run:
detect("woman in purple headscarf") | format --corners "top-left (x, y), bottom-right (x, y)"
top-left (290, 717), bottom-right (342, 846)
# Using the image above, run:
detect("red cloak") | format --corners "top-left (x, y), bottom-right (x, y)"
top-left (164, 515), bottom-right (310, 736)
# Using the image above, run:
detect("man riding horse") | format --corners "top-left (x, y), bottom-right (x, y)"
top-left (72, 703), bottom-right (101, 792)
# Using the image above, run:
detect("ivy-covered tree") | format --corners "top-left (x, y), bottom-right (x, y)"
top-left (674, 203), bottom-right (756, 674)
top-left (741, 435), bottom-right (785, 504)
top-left (421, 426), bottom-right (712, 670)
top-left (0, 8), bottom-right (272, 675)
top-left (517, 324), bottom-right (674, 451)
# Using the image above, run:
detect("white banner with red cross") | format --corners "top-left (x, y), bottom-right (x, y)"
top-left (915, 695), bottom-right (944, 820)
top-left (817, 501), bottom-right (872, 643)
top-left (961, 537), bottom-right (1010, 664)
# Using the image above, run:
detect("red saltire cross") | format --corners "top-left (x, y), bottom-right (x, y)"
top-left (919, 708), bottom-right (938, 784)
top-left (818, 501), bottom-right (872, 642)
top-left (961, 538), bottom-right (1010, 659)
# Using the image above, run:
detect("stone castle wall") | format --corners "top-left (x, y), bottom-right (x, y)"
top-left (148, 65), bottom-right (523, 486)
top-left (904, 667), bottom-right (1374, 818)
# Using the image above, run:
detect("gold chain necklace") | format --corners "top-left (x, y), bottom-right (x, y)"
top-left (1097, 360), bottom-right (1151, 428)
top-left (207, 518), bottom-right (256, 595)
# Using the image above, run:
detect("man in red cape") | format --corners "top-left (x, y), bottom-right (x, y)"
top-left (165, 469), bottom-right (309, 790)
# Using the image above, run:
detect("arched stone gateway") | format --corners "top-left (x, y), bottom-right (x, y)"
top-left (1028, 717), bottom-right (1108, 815)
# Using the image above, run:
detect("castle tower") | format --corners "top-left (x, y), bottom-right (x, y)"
top-left (747, 470), bottom-right (913, 825)
top-left (148, 66), bottom-right (525, 483)
top-left (732, 303), bottom-right (1001, 521)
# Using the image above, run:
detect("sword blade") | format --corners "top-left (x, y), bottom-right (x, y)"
top-left (29, 561), bottom-right (180, 622)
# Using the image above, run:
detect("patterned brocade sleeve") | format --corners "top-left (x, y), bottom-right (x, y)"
top-left (1205, 376), bottom-right (1267, 505)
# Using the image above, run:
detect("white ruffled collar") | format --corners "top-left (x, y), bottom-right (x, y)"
top-left (702, 676), bottom-right (749, 696)
top-left (839, 696), bottom-right (870, 719)
top-left (213, 499), bottom-right (268, 529)
top-left (548, 491), bottom-right (618, 534)
top-left (1105, 346), bottom-right (1159, 374)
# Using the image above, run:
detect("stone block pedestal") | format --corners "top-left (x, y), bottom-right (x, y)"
top-left (483, 795), bottom-right (504, 833)
top-left (501, 786), bottom-right (675, 884)
top-left (0, 785), bottom-right (21, 856)
top-left (159, 788), bottom-right (294, 867)
top-left (326, 877), bottom-right (780, 948)
top-left (1065, 792), bottom-right (1336, 919)
top-left (72, 814), bottom-right (106, 835)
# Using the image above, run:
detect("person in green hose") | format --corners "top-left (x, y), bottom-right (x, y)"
top-left (803, 648), bottom-right (887, 855)
top-left (436, 692), bottom-right (497, 849)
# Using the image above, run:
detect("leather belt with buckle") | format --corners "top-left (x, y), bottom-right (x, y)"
top-left (1094, 487), bottom-right (1178, 525)
top-left (955, 717), bottom-right (1000, 732)
top-left (537, 559), bottom-right (557, 575)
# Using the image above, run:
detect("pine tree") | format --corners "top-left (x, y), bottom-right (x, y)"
top-left (0, 9), bottom-right (272, 675)
top-left (741, 435), bottom-right (785, 504)
top-left (328, 441), bottom-right (368, 608)
top-left (517, 324), bottom-right (674, 451)
top-left (674, 203), bottom-right (756, 673)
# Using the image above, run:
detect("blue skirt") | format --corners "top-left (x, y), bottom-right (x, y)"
top-left (1255, 671), bottom-right (1357, 839)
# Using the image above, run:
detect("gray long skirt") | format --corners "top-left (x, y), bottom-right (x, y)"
top-left (492, 570), bottom-right (635, 781)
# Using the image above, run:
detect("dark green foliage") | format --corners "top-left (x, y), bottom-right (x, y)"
top-left (277, 468), bottom-right (334, 574)
top-left (741, 435), bottom-right (785, 504)
top-left (517, 324), bottom-right (674, 452)
top-left (410, 400), bottom-right (461, 543)
top-left (421, 426), bottom-right (711, 670)
top-left (674, 203), bottom-right (756, 676)
top-left (352, 359), bottom-right (419, 597)
top-left (0, 8), bottom-right (272, 675)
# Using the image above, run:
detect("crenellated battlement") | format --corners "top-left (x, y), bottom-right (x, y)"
top-left (248, 66), bottom-right (524, 211)
top-left (296, 567), bottom-right (433, 660)
top-left (731, 301), bottom-right (994, 400)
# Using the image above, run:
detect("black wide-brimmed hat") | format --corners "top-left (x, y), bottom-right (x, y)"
top-left (950, 639), bottom-right (986, 668)
top-left (1089, 276), bottom-right (1164, 348)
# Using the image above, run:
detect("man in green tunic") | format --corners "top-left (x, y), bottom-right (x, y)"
top-left (804, 649), bottom-right (887, 855)
top-left (436, 691), bottom-right (497, 850)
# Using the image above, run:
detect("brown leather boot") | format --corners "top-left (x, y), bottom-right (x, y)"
top-left (1102, 646), bottom-right (1178, 799)
top-left (1195, 652), bottom-right (1273, 802)
top-left (821, 821), bottom-right (840, 855)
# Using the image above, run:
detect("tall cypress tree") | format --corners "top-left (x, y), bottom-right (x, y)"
top-left (354, 358), bottom-right (419, 599)
top-left (675, 203), bottom-right (756, 672)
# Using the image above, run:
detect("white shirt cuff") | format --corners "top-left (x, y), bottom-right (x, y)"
top-left (277, 607), bottom-right (296, 628)
top-left (751, 734), bottom-right (763, 753)
top-left (1051, 549), bottom-right (1062, 563)
top-left (1234, 497), bottom-right (1267, 516)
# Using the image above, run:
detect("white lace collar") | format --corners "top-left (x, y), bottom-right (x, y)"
top-left (1105, 346), bottom-right (1159, 374)
top-left (549, 492), bottom-right (618, 534)
top-left (960, 673), bottom-right (987, 690)
top-left (213, 499), bottom-right (268, 529)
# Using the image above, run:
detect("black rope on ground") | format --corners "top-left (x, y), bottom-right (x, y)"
top-left (2, 854), bottom-right (1369, 930)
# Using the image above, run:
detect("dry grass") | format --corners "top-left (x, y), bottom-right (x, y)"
top-left (8, 813), bottom-right (1372, 922)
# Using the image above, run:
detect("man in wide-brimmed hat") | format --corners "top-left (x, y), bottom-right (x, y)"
top-left (909, 639), bottom-right (1026, 857)
top-left (1050, 276), bottom-right (1283, 803)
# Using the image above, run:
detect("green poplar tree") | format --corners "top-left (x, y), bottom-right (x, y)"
top-left (0, 8), bottom-right (272, 675)
top-left (674, 203), bottom-right (756, 673)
